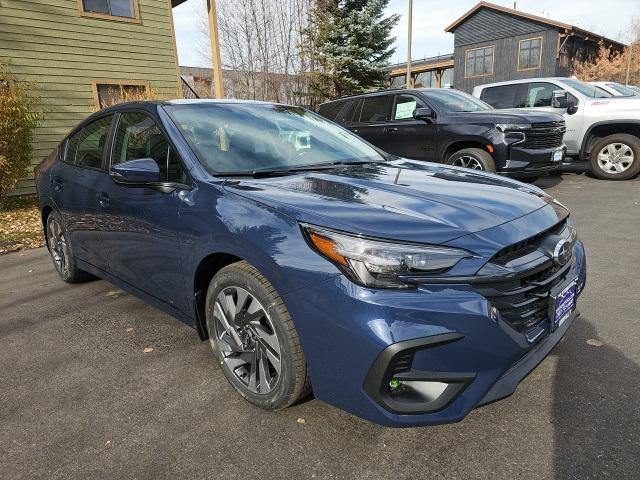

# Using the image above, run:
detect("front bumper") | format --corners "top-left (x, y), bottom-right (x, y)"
top-left (282, 240), bottom-right (586, 427)
top-left (499, 145), bottom-right (566, 178)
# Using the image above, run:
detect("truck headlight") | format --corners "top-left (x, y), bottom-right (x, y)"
top-left (301, 223), bottom-right (472, 288)
top-left (496, 123), bottom-right (531, 132)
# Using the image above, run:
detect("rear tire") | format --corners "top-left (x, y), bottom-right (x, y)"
top-left (205, 261), bottom-right (311, 410)
top-left (588, 134), bottom-right (640, 180)
top-left (446, 148), bottom-right (496, 172)
top-left (45, 211), bottom-right (92, 283)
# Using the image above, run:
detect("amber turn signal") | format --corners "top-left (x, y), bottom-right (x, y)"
top-left (309, 232), bottom-right (348, 265)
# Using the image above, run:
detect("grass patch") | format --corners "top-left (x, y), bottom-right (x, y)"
top-left (0, 195), bottom-right (45, 254)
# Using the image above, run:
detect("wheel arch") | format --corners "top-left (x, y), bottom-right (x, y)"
top-left (580, 121), bottom-right (640, 160)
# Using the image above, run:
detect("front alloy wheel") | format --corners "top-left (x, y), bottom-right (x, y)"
top-left (212, 286), bottom-right (281, 394)
top-left (205, 261), bottom-right (311, 409)
top-left (451, 155), bottom-right (485, 170)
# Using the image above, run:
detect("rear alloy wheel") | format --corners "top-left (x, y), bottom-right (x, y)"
top-left (589, 134), bottom-right (640, 180)
top-left (46, 212), bottom-right (91, 283)
top-left (446, 148), bottom-right (496, 172)
top-left (205, 261), bottom-right (311, 409)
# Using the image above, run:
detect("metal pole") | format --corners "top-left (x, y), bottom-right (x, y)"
top-left (406, 0), bottom-right (413, 88)
top-left (207, 0), bottom-right (225, 98)
top-left (626, 43), bottom-right (633, 86)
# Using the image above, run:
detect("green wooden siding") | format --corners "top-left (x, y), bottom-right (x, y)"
top-left (0, 0), bottom-right (181, 195)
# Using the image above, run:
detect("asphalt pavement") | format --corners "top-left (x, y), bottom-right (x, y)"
top-left (1, 168), bottom-right (639, 479)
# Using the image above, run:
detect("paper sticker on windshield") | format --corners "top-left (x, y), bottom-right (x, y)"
top-left (395, 101), bottom-right (416, 120)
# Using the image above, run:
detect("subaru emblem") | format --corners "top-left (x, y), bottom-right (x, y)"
top-left (553, 239), bottom-right (572, 266)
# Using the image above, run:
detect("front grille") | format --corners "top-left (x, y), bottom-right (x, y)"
top-left (493, 220), bottom-right (566, 265)
top-left (520, 121), bottom-right (566, 150)
top-left (478, 260), bottom-right (573, 331)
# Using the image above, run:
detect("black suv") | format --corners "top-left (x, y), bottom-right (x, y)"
top-left (318, 88), bottom-right (567, 178)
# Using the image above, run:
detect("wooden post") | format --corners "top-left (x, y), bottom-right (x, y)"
top-left (626, 43), bottom-right (633, 86)
top-left (406, 0), bottom-right (413, 88)
top-left (207, 0), bottom-right (225, 98)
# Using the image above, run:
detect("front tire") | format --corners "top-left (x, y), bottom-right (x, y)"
top-left (45, 211), bottom-right (91, 283)
top-left (589, 134), bottom-right (640, 180)
top-left (446, 148), bottom-right (496, 172)
top-left (205, 261), bottom-right (311, 410)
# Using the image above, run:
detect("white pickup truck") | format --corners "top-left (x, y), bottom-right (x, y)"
top-left (473, 77), bottom-right (640, 180)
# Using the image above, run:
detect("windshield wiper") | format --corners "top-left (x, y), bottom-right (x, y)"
top-left (216, 160), bottom-right (384, 178)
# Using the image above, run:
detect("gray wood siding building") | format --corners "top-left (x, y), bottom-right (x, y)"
top-left (445, 2), bottom-right (625, 93)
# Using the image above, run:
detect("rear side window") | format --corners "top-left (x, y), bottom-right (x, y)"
top-left (358, 95), bottom-right (389, 123)
top-left (112, 112), bottom-right (187, 184)
top-left (318, 101), bottom-right (344, 121)
top-left (64, 115), bottom-right (113, 169)
top-left (480, 84), bottom-right (522, 109)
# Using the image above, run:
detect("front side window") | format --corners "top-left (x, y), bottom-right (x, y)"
top-left (164, 104), bottom-right (385, 175)
top-left (80, 0), bottom-right (138, 20)
top-left (65, 115), bottom-right (113, 169)
top-left (358, 96), bottom-right (389, 123)
top-left (392, 94), bottom-right (426, 120)
top-left (465, 46), bottom-right (494, 78)
top-left (524, 82), bottom-right (557, 107)
top-left (559, 78), bottom-right (612, 99)
top-left (518, 37), bottom-right (542, 70)
top-left (421, 89), bottom-right (492, 114)
top-left (95, 82), bottom-right (148, 109)
top-left (112, 112), bottom-right (187, 184)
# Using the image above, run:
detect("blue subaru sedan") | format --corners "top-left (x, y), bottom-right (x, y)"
top-left (36, 100), bottom-right (586, 427)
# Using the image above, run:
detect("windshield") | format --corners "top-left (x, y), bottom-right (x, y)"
top-left (164, 103), bottom-right (385, 174)
top-left (606, 82), bottom-right (638, 96)
top-left (559, 78), bottom-right (613, 98)
top-left (420, 89), bottom-right (493, 113)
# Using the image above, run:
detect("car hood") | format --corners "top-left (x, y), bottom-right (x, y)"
top-left (222, 160), bottom-right (563, 244)
top-left (583, 96), bottom-right (640, 113)
top-left (448, 109), bottom-right (563, 124)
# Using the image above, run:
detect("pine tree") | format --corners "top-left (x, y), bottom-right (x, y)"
top-left (310, 0), bottom-right (399, 98)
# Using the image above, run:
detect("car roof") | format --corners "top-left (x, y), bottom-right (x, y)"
top-left (474, 78), bottom-right (569, 89)
top-left (319, 88), bottom-right (447, 105)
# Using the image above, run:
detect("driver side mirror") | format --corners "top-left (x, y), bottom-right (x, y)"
top-left (111, 158), bottom-right (161, 184)
top-left (413, 106), bottom-right (435, 122)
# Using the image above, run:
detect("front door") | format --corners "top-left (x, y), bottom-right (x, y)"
top-left (384, 93), bottom-right (438, 162)
top-left (49, 114), bottom-right (114, 270)
top-left (96, 111), bottom-right (190, 312)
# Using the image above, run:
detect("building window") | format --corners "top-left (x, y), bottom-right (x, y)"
top-left (465, 46), bottom-right (494, 78)
top-left (92, 82), bottom-right (149, 109)
top-left (518, 37), bottom-right (543, 70)
top-left (79, 0), bottom-right (140, 23)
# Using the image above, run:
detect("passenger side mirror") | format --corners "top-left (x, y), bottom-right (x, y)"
top-left (567, 103), bottom-right (578, 115)
top-left (413, 107), bottom-right (434, 122)
top-left (111, 158), bottom-right (161, 184)
top-left (552, 90), bottom-right (569, 109)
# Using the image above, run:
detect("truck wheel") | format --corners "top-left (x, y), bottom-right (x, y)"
top-left (446, 148), bottom-right (496, 172)
top-left (205, 261), bottom-right (312, 410)
top-left (589, 134), bottom-right (640, 180)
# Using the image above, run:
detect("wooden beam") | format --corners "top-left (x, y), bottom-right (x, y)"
top-left (389, 59), bottom-right (454, 77)
top-left (207, 0), bottom-right (224, 98)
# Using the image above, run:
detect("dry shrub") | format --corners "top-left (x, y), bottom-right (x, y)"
top-left (0, 62), bottom-right (41, 208)
top-left (93, 83), bottom-right (161, 111)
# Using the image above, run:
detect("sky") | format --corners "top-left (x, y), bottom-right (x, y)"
top-left (172, 0), bottom-right (639, 68)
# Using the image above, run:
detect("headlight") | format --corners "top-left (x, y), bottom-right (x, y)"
top-left (301, 223), bottom-right (472, 288)
top-left (567, 219), bottom-right (578, 244)
top-left (496, 123), bottom-right (531, 132)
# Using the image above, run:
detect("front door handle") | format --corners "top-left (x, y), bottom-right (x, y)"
top-left (385, 127), bottom-right (399, 133)
top-left (51, 177), bottom-right (64, 191)
top-left (96, 192), bottom-right (110, 207)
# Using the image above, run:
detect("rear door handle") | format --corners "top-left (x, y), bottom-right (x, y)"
top-left (96, 192), bottom-right (110, 207)
top-left (51, 177), bottom-right (64, 191)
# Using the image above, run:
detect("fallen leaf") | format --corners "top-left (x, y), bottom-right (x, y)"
top-left (105, 440), bottom-right (111, 446)
top-left (126, 327), bottom-right (134, 332)
top-left (28, 269), bottom-right (33, 273)
top-left (296, 418), bottom-right (306, 424)
top-left (586, 339), bottom-right (603, 347)
top-left (143, 347), bottom-right (154, 353)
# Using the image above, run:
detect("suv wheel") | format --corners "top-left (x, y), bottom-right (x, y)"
top-left (589, 134), bottom-right (640, 180)
top-left (446, 148), bottom-right (496, 172)
top-left (205, 261), bottom-right (311, 410)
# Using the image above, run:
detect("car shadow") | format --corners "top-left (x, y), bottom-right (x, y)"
top-left (552, 316), bottom-right (640, 478)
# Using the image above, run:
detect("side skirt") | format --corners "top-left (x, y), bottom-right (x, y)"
top-left (77, 259), bottom-right (197, 330)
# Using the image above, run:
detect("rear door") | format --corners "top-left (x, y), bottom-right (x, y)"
top-left (95, 110), bottom-right (190, 311)
top-left (383, 93), bottom-right (438, 162)
top-left (49, 114), bottom-right (114, 270)
top-left (345, 94), bottom-right (392, 152)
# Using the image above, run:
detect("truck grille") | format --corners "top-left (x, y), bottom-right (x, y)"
top-left (521, 121), bottom-right (566, 150)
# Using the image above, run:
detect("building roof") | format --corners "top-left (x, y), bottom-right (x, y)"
top-left (445, 1), bottom-right (626, 48)
top-left (386, 54), bottom-right (454, 76)
top-left (171, 0), bottom-right (188, 7)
